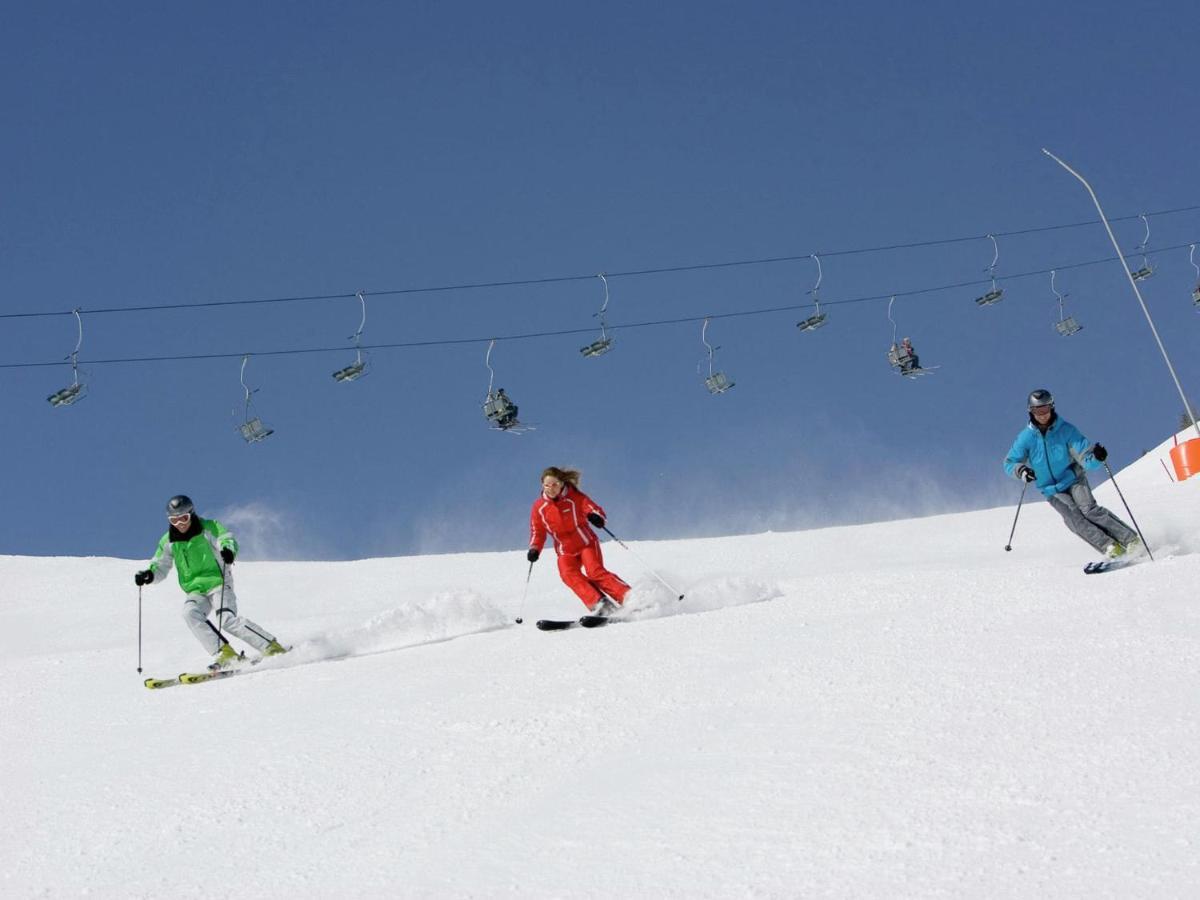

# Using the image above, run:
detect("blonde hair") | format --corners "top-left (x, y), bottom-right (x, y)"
top-left (541, 466), bottom-right (581, 487)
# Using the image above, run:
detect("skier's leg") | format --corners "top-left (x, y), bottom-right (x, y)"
top-left (211, 586), bottom-right (277, 652)
top-left (579, 544), bottom-right (630, 603)
top-left (1047, 491), bottom-right (1114, 553)
top-left (181, 593), bottom-right (224, 654)
top-left (557, 552), bottom-right (605, 608)
top-left (1067, 481), bottom-right (1137, 545)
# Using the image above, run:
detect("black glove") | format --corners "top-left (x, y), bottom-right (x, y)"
top-left (220, 547), bottom-right (236, 565)
top-left (134, 570), bottom-right (153, 586)
top-left (586, 512), bottom-right (605, 529)
top-left (1091, 443), bottom-right (1108, 462)
top-left (526, 548), bottom-right (540, 563)
top-left (1016, 464), bottom-right (1036, 483)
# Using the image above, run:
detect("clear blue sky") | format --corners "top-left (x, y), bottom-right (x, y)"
top-left (3, 1), bottom-right (1198, 560)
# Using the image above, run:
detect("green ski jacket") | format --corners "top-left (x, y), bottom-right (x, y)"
top-left (148, 517), bottom-right (238, 595)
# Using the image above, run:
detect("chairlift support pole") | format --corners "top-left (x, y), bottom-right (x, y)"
top-left (1043, 149), bottom-right (1200, 438)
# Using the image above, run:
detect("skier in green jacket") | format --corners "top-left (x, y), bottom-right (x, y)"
top-left (135, 495), bottom-right (287, 670)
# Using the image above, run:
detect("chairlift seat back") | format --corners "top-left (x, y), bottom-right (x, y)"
top-left (239, 417), bottom-right (274, 443)
top-left (704, 372), bottom-right (734, 394)
top-left (483, 393), bottom-right (517, 421)
top-left (796, 314), bottom-right (828, 332)
top-left (1131, 266), bottom-right (1154, 282)
top-left (47, 384), bottom-right (85, 407)
top-left (975, 288), bottom-right (1004, 306)
top-left (580, 338), bottom-right (614, 358)
top-left (1191, 284), bottom-right (1200, 305)
top-left (1054, 317), bottom-right (1082, 336)
top-left (332, 361), bottom-right (367, 382)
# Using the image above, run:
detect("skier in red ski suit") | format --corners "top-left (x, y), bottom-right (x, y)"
top-left (527, 467), bottom-right (630, 611)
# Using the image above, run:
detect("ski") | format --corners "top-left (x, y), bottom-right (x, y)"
top-left (1083, 558), bottom-right (1141, 574)
top-left (179, 668), bottom-right (242, 685)
top-left (535, 619), bottom-right (578, 631)
top-left (535, 614), bottom-right (618, 631)
top-left (143, 675), bottom-right (183, 690)
top-left (143, 647), bottom-right (292, 689)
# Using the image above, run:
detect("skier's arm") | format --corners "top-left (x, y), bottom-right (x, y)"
top-left (529, 503), bottom-right (547, 552)
top-left (1003, 431), bottom-right (1032, 479)
top-left (1064, 423), bottom-right (1103, 471)
top-left (207, 519), bottom-right (239, 556)
top-left (148, 534), bottom-right (174, 582)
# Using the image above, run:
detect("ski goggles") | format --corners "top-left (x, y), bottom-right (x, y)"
top-left (168, 513), bottom-right (192, 525)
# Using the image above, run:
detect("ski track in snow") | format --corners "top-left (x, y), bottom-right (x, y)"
top-left (1, 430), bottom-right (1198, 897)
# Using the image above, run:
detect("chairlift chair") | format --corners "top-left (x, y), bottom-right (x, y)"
top-left (47, 309), bottom-right (87, 408)
top-left (47, 383), bottom-right (85, 407)
top-left (796, 312), bottom-right (828, 332)
top-left (235, 355), bottom-right (275, 444)
top-left (239, 418), bottom-right (275, 443)
top-left (704, 371), bottom-right (734, 394)
top-left (699, 318), bottom-right (735, 395)
top-left (796, 254), bottom-right (830, 332)
top-left (332, 360), bottom-right (367, 382)
top-left (1050, 270), bottom-right (1082, 336)
top-left (332, 291), bottom-right (370, 382)
top-left (1054, 317), bottom-right (1083, 337)
top-left (974, 234), bottom-right (1004, 306)
top-left (482, 341), bottom-right (533, 433)
top-left (975, 286), bottom-right (1004, 306)
top-left (580, 274), bottom-right (615, 358)
top-left (1130, 213), bottom-right (1155, 282)
top-left (885, 297), bottom-right (936, 379)
top-left (1191, 246), bottom-right (1200, 307)
top-left (580, 337), bottom-right (614, 358)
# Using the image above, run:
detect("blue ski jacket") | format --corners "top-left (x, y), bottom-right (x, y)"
top-left (1004, 414), bottom-right (1102, 498)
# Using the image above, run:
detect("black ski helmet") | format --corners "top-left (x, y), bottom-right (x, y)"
top-left (1027, 389), bottom-right (1054, 410)
top-left (166, 495), bottom-right (195, 518)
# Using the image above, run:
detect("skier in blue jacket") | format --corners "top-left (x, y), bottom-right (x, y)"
top-left (1004, 389), bottom-right (1138, 558)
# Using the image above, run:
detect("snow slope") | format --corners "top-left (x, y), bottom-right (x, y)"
top-left (2, 432), bottom-right (1198, 898)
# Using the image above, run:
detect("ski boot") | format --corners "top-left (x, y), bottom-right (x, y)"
top-left (208, 643), bottom-right (242, 671)
top-left (263, 640), bottom-right (289, 657)
top-left (1104, 541), bottom-right (1126, 560)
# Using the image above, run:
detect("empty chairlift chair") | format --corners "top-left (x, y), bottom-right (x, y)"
top-left (796, 253), bottom-right (829, 332)
top-left (579, 273), bottom-right (615, 358)
top-left (974, 234), bottom-right (1005, 306)
top-left (47, 309), bottom-right (87, 408)
top-left (700, 318), bottom-right (735, 395)
top-left (235, 355), bottom-right (275, 443)
top-left (1050, 270), bottom-right (1083, 336)
top-left (332, 291), bottom-right (369, 382)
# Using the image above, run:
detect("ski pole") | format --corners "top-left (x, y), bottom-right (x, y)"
top-left (137, 585), bottom-right (143, 673)
top-left (1004, 481), bottom-right (1028, 552)
top-left (601, 525), bottom-right (684, 601)
top-left (1102, 460), bottom-right (1154, 560)
top-left (218, 561), bottom-right (227, 642)
top-left (515, 560), bottom-right (534, 625)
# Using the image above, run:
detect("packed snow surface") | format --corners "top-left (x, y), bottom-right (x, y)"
top-left (3, 432), bottom-right (1199, 898)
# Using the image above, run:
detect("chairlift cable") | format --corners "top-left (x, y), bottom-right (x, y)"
top-left (3, 206), bottom-right (1199, 321)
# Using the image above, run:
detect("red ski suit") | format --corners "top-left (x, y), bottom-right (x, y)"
top-left (529, 484), bottom-right (630, 610)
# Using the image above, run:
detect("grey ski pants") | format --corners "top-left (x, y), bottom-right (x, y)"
top-left (1046, 477), bottom-right (1137, 553)
top-left (182, 585), bottom-right (276, 655)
